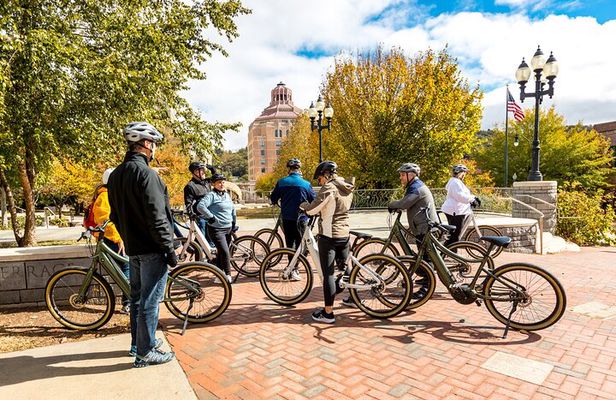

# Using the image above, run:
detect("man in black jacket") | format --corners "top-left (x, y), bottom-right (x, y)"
top-left (183, 161), bottom-right (215, 244)
top-left (108, 121), bottom-right (177, 368)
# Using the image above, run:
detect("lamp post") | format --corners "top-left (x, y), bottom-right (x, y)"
top-left (308, 95), bottom-right (334, 163)
top-left (515, 46), bottom-right (559, 181)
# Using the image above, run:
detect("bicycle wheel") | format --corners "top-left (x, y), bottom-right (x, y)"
top-left (443, 241), bottom-right (495, 286)
top-left (352, 238), bottom-right (399, 259)
top-left (348, 254), bottom-right (411, 319)
top-left (45, 268), bottom-right (115, 330)
top-left (483, 263), bottom-right (566, 331)
top-left (397, 256), bottom-right (436, 309)
top-left (464, 225), bottom-right (503, 258)
top-left (164, 262), bottom-right (231, 323)
top-left (259, 248), bottom-right (313, 305)
top-left (230, 235), bottom-right (269, 277)
top-left (254, 228), bottom-right (284, 251)
top-left (174, 237), bottom-right (204, 262)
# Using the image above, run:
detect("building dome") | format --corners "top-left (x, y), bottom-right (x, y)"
top-left (270, 82), bottom-right (292, 105)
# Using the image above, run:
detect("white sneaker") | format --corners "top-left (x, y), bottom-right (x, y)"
top-left (225, 274), bottom-right (233, 284)
top-left (289, 270), bottom-right (301, 281)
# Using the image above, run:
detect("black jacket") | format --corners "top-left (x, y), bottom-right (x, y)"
top-left (108, 152), bottom-right (174, 256)
top-left (184, 177), bottom-right (210, 209)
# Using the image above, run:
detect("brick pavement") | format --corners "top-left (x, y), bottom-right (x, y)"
top-left (162, 247), bottom-right (616, 399)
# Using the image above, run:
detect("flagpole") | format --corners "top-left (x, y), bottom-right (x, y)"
top-left (504, 85), bottom-right (510, 187)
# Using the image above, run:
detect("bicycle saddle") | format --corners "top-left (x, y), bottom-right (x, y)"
top-left (350, 230), bottom-right (372, 240)
top-left (480, 236), bottom-right (512, 248)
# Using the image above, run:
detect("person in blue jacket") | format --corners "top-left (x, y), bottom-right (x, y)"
top-left (270, 159), bottom-right (316, 279)
top-left (196, 173), bottom-right (237, 284)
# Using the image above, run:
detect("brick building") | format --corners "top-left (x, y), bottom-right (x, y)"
top-left (247, 82), bottom-right (303, 182)
top-left (592, 120), bottom-right (616, 167)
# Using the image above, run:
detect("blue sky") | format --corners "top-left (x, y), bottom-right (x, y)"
top-left (184, 0), bottom-right (616, 150)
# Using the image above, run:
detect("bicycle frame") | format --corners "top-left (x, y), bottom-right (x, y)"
top-left (179, 216), bottom-right (216, 260)
top-left (458, 209), bottom-right (481, 240)
top-left (284, 218), bottom-right (386, 291)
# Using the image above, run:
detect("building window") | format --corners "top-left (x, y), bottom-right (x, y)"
top-left (274, 129), bottom-right (284, 138)
top-left (276, 149), bottom-right (280, 155)
top-left (275, 140), bottom-right (281, 147)
top-left (286, 130), bottom-right (289, 136)
top-left (261, 168), bottom-right (266, 173)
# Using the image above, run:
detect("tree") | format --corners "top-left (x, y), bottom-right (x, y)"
top-left (321, 47), bottom-right (483, 188)
top-left (218, 147), bottom-right (248, 180)
top-left (475, 108), bottom-right (614, 189)
top-left (0, 1), bottom-right (249, 246)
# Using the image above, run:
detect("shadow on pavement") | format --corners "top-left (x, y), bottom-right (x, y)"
top-left (0, 350), bottom-right (132, 386)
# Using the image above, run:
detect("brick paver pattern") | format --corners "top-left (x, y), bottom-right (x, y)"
top-left (162, 247), bottom-right (616, 399)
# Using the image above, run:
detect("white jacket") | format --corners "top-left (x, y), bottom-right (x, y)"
top-left (441, 177), bottom-right (475, 216)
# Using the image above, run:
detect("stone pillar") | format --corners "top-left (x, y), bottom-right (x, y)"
top-left (512, 181), bottom-right (558, 233)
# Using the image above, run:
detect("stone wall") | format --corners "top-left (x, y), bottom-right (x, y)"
top-left (0, 245), bottom-right (90, 307)
top-left (512, 181), bottom-right (558, 233)
top-left (498, 224), bottom-right (538, 253)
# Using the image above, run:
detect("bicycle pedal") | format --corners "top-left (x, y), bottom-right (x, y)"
top-left (475, 300), bottom-right (482, 307)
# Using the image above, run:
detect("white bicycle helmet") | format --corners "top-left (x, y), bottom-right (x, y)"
top-left (102, 168), bottom-right (115, 185)
top-left (397, 163), bottom-right (420, 176)
top-left (123, 122), bottom-right (163, 143)
top-left (452, 164), bottom-right (469, 175)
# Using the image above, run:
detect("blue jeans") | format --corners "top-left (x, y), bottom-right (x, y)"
top-left (104, 238), bottom-right (130, 307)
top-left (197, 217), bottom-right (214, 246)
top-left (129, 253), bottom-right (168, 357)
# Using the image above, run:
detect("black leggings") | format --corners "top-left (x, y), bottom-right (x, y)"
top-left (318, 236), bottom-right (349, 307)
top-left (207, 226), bottom-right (232, 275)
top-left (281, 219), bottom-right (302, 250)
top-left (444, 213), bottom-right (469, 247)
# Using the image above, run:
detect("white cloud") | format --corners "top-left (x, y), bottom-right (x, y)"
top-left (183, 1), bottom-right (616, 150)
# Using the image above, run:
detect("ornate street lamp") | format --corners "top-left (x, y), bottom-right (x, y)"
top-left (308, 95), bottom-right (334, 162)
top-left (515, 46), bottom-right (559, 181)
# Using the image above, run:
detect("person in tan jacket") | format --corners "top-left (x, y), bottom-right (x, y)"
top-left (300, 161), bottom-right (354, 324)
top-left (93, 168), bottom-right (130, 314)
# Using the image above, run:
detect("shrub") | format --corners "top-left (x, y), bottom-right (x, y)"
top-left (556, 185), bottom-right (616, 246)
top-left (49, 217), bottom-right (70, 227)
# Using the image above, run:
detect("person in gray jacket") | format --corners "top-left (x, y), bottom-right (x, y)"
top-left (388, 163), bottom-right (437, 237)
top-left (300, 161), bottom-right (354, 324)
top-left (196, 173), bottom-right (237, 284)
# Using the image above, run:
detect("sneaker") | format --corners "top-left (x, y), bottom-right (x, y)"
top-left (133, 348), bottom-right (175, 368)
top-left (311, 308), bottom-right (335, 324)
top-left (289, 270), bottom-right (301, 281)
top-left (129, 338), bottom-right (163, 357)
top-left (341, 297), bottom-right (357, 308)
top-left (225, 274), bottom-right (233, 284)
top-left (119, 304), bottom-right (130, 315)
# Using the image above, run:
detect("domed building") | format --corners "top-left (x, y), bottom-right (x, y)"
top-left (247, 82), bottom-right (303, 182)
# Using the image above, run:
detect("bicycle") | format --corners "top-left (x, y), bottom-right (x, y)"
top-left (403, 208), bottom-right (566, 338)
top-left (253, 205), bottom-right (284, 251)
top-left (350, 211), bottom-right (494, 309)
top-left (259, 216), bottom-right (412, 319)
top-left (45, 221), bottom-right (232, 335)
top-left (173, 209), bottom-right (269, 279)
top-left (456, 208), bottom-right (503, 258)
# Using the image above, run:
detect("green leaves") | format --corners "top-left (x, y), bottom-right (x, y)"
top-left (476, 107), bottom-right (614, 189)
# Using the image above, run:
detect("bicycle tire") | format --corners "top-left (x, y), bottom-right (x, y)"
top-left (174, 237), bottom-right (204, 262)
top-left (164, 262), bottom-right (232, 323)
top-left (259, 248), bottom-right (313, 305)
top-left (255, 228), bottom-right (284, 251)
top-left (45, 268), bottom-right (115, 330)
top-left (483, 262), bottom-right (566, 331)
top-left (230, 235), bottom-right (269, 277)
top-left (463, 225), bottom-right (503, 258)
top-left (352, 238), bottom-right (400, 259)
top-left (443, 241), bottom-right (495, 286)
top-left (397, 255), bottom-right (436, 309)
top-left (348, 254), bottom-right (411, 319)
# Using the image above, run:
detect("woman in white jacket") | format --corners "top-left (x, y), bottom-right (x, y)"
top-left (441, 164), bottom-right (480, 246)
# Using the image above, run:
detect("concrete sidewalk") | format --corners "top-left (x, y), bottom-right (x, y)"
top-left (0, 332), bottom-right (195, 400)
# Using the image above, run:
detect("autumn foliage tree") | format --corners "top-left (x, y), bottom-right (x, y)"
top-left (0, 1), bottom-right (249, 245)
top-left (475, 108), bottom-right (614, 189)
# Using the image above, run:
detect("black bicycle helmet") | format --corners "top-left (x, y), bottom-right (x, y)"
top-left (123, 122), bottom-right (163, 143)
top-left (189, 161), bottom-right (207, 173)
top-left (452, 164), bottom-right (469, 175)
top-left (397, 163), bottom-right (420, 176)
top-left (286, 158), bottom-right (301, 169)
top-left (211, 173), bottom-right (227, 182)
top-left (313, 160), bottom-right (337, 179)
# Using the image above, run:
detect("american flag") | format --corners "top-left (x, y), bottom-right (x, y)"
top-left (507, 89), bottom-right (524, 122)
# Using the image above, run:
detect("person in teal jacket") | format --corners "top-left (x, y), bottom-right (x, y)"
top-left (196, 173), bottom-right (237, 283)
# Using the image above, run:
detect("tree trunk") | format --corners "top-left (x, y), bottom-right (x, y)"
top-left (0, 187), bottom-right (7, 229)
top-left (0, 167), bottom-right (24, 244)
top-left (17, 161), bottom-right (36, 246)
